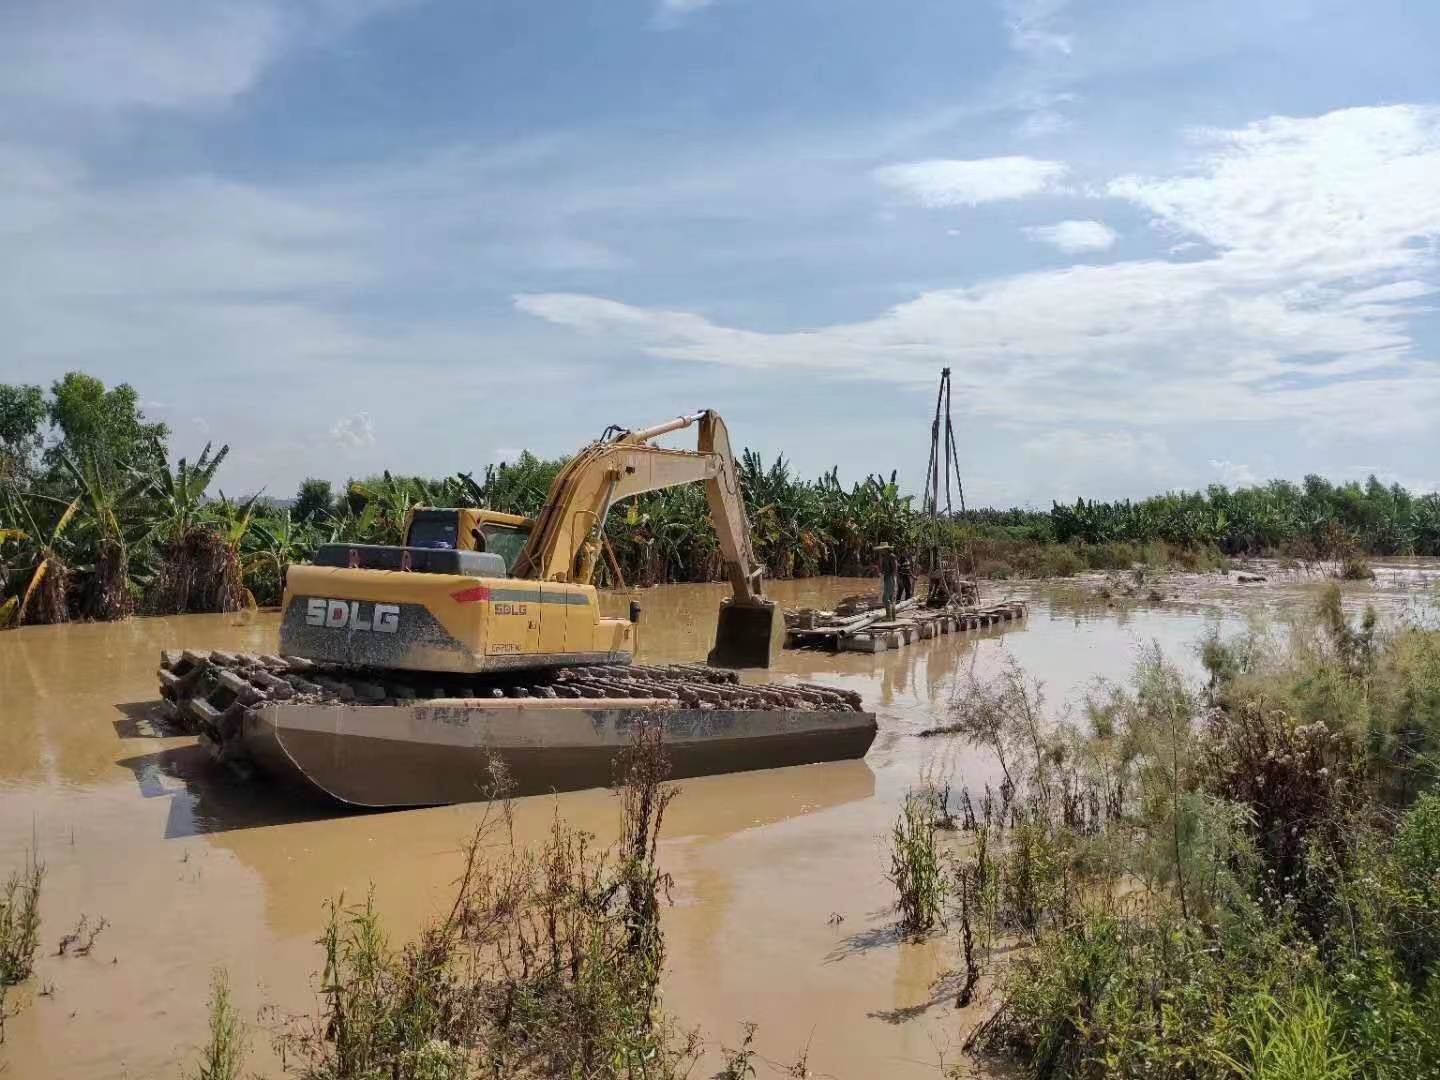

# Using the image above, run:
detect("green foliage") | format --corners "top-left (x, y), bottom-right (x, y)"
top-left (0, 852), bottom-right (43, 986)
top-left (1395, 794), bottom-right (1440, 903)
top-left (889, 790), bottom-right (947, 932)
top-left (1038, 474), bottom-right (1440, 557)
top-left (3, 370), bottom-right (1437, 626)
top-left (283, 734), bottom-right (698, 1080)
top-left (1216, 986), bottom-right (1354, 1080)
top-left (191, 968), bottom-right (248, 1080)
top-left (714, 1023), bottom-right (759, 1080)
top-left (940, 607), bottom-right (1440, 1079)
top-left (43, 372), bottom-right (168, 477)
top-left (293, 478), bottom-right (335, 524)
top-left (0, 850), bottom-right (44, 1046)
top-left (0, 383), bottom-right (46, 483)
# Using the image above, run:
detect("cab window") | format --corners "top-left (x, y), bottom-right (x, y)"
top-left (407, 512), bottom-right (459, 549)
top-left (480, 525), bottom-right (529, 572)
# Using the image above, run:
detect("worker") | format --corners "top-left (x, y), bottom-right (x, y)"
top-left (877, 543), bottom-right (897, 620)
top-left (897, 550), bottom-right (914, 603)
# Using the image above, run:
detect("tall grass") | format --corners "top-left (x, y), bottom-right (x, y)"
top-left (280, 730), bottom-right (699, 1080)
top-left (191, 968), bottom-right (248, 1080)
top-left (889, 790), bottom-right (947, 933)
top-left (917, 592), bottom-right (1440, 1079)
top-left (0, 853), bottom-right (43, 985)
top-left (0, 850), bottom-right (43, 1046)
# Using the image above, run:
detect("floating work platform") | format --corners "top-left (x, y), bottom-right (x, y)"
top-left (785, 599), bottom-right (1028, 654)
top-left (157, 652), bottom-right (876, 807)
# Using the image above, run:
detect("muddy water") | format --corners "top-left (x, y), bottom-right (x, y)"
top-left (1, 568), bottom-right (1434, 1078)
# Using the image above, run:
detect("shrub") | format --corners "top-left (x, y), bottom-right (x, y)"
top-left (191, 968), bottom-right (248, 1080)
top-left (937, 610), bottom-right (1440, 1080)
top-left (281, 732), bottom-right (699, 1080)
top-left (889, 790), bottom-right (946, 932)
top-left (0, 853), bottom-right (43, 985)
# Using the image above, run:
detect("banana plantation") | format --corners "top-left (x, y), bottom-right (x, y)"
top-left (3, 373), bottom-right (1438, 628)
top-left (968, 479), bottom-right (1440, 557)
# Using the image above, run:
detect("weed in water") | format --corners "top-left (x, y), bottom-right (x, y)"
top-left (1336, 554), bottom-right (1376, 581)
top-left (56, 914), bottom-right (108, 957)
top-left (954, 867), bottom-right (980, 1009)
top-left (889, 789), bottom-right (946, 933)
top-left (714, 1022), bottom-right (759, 1080)
top-left (280, 729), bottom-right (700, 1080)
top-left (190, 967), bottom-right (248, 1080)
top-left (0, 851), bottom-right (43, 984)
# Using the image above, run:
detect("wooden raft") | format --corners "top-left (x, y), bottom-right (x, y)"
top-left (784, 600), bottom-right (1028, 654)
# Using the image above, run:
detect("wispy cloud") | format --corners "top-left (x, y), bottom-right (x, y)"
top-left (1024, 219), bottom-right (1118, 253)
top-left (1004, 0), bottom-right (1074, 57)
top-left (874, 156), bottom-right (1067, 207)
top-left (652, 0), bottom-right (720, 28)
top-left (0, 0), bottom-right (284, 114)
top-left (521, 105), bottom-right (1440, 439)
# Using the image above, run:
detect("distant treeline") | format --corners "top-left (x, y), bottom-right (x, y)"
top-left (2, 372), bottom-right (1434, 626)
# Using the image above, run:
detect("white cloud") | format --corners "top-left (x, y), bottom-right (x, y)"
top-left (1210, 459), bottom-right (1258, 487)
top-left (330, 412), bottom-right (376, 449)
top-left (1024, 219), bottom-right (1118, 253)
top-left (874, 156), bottom-right (1067, 207)
top-left (521, 105), bottom-right (1440, 438)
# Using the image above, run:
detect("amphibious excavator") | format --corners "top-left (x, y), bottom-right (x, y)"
top-left (159, 410), bottom-right (875, 807)
top-left (278, 409), bottom-right (782, 674)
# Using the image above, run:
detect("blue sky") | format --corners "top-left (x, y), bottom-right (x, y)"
top-left (2, 0), bottom-right (1438, 505)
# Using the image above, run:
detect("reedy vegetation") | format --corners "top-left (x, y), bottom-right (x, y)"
top-left (907, 589), bottom-right (1440, 1079)
top-left (272, 731), bottom-right (697, 1080)
top-left (0, 851), bottom-right (44, 1045)
top-left (4, 372), bottom-right (1436, 627)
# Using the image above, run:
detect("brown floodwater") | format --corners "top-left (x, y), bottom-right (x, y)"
top-left (1, 566), bottom-right (1435, 1078)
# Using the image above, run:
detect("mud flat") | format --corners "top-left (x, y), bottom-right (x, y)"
top-left (1, 568), bottom-right (1435, 1078)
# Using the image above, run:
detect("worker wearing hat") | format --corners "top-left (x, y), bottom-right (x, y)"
top-left (877, 543), bottom-right (897, 620)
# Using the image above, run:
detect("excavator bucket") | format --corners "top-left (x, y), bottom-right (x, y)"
top-left (708, 597), bottom-right (784, 668)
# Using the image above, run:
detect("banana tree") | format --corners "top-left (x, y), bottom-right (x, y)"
top-left (61, 451), bottom-right (152, 620)
top-left (0, 490), bottom-right (81, 627)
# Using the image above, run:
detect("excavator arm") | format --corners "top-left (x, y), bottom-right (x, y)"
top-left (512, 410), bottom-right (781, 667)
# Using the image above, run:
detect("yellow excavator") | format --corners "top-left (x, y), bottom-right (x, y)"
top-left (278, 410), bottom-right (782, 673)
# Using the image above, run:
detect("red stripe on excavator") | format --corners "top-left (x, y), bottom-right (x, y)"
top-left (451, 585), bottom-right (490, 603)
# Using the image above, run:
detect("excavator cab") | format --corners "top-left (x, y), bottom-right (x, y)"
top-left (402, 505), bottom-right (780, 667)
top-left (404, 508), bottom-right (532, 574)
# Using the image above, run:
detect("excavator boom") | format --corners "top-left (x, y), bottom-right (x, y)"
top-left (513, 410), bottom-right (780, 666)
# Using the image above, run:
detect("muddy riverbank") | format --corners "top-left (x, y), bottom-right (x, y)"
top-left (1, 567), bottom-right (1434, 1078)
